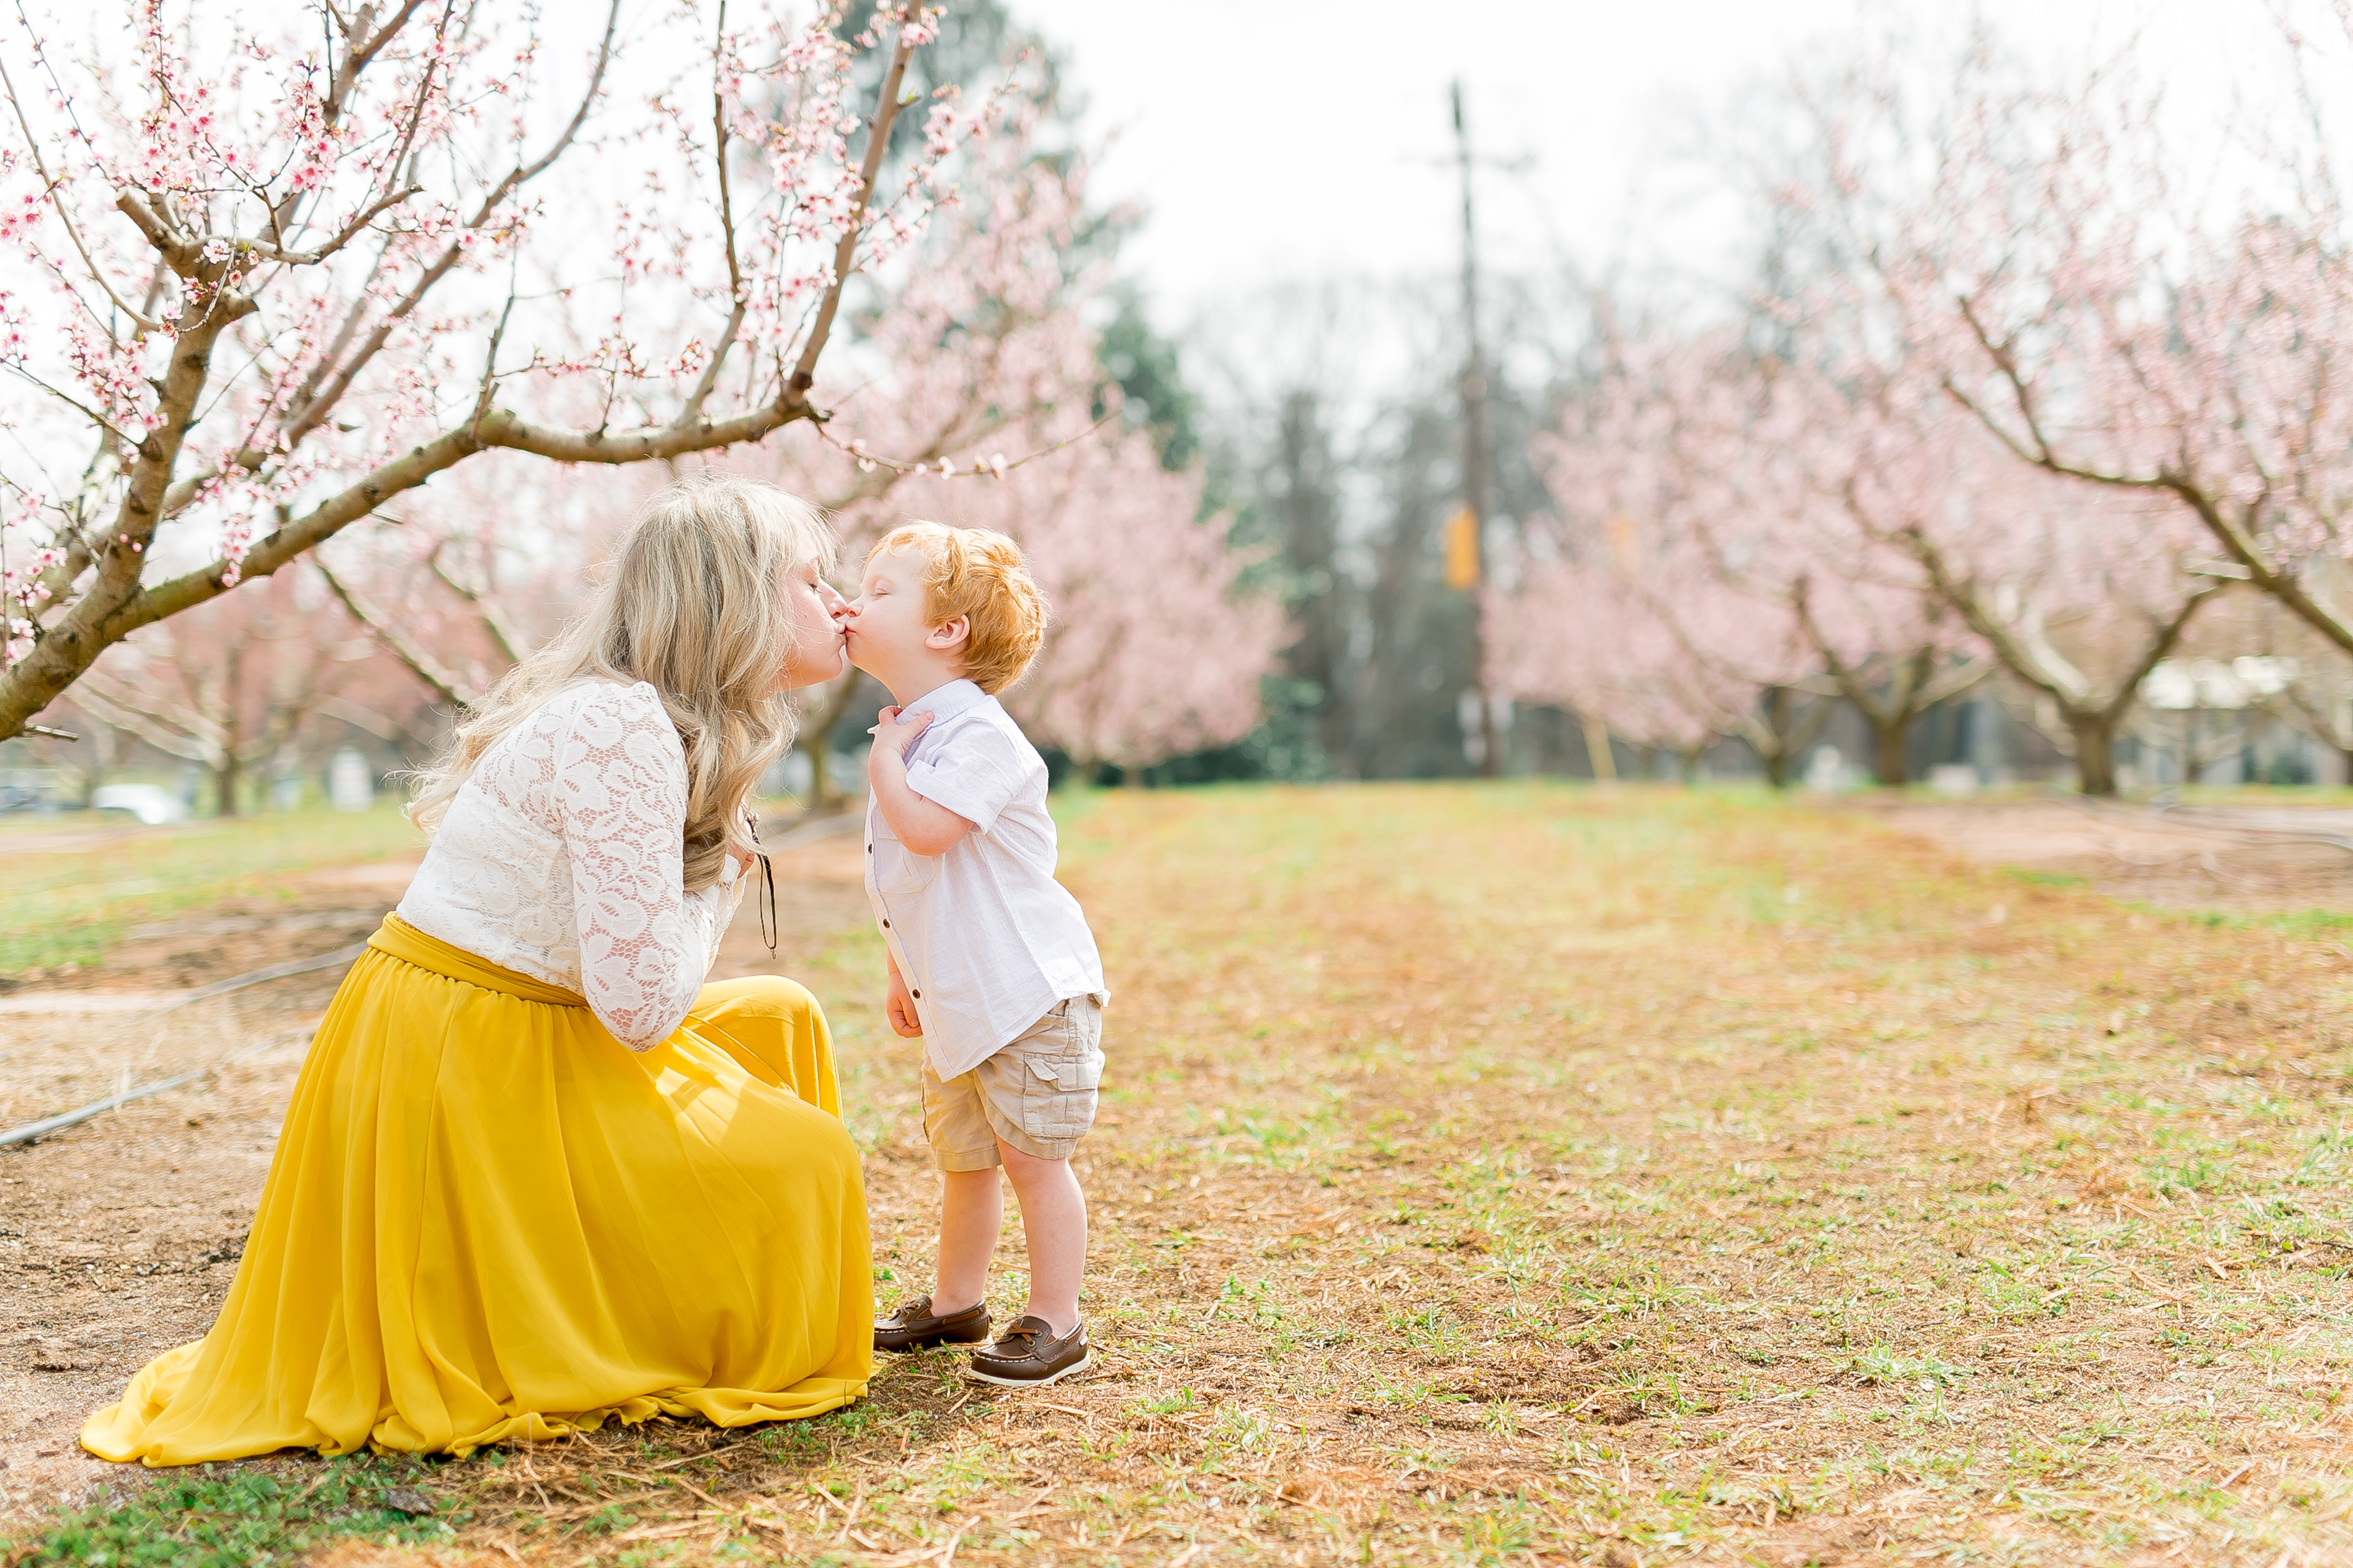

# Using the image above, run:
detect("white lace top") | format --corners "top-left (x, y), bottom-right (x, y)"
top-left (396, 679), bottom-right (745, 1050)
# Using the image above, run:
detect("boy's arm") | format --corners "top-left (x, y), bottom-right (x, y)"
top-left (867, 706), bottom-right (977, 855)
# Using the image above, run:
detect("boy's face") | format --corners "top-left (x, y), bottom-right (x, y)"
top-left (845, 547), bottom-right (967, 688)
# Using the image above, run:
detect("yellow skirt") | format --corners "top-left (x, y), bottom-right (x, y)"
top-left (82, 914), bottom-right (874, 1465)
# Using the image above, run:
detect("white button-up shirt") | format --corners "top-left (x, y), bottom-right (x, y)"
top-left (863, 679), bottom-right (1106, 1081)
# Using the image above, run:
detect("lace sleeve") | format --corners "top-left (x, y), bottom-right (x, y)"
top-left (551, 683), bottom-right (708, 1051)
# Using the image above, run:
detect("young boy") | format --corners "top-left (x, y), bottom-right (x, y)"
top-left (843, 521), bottom-right (1106, 1387)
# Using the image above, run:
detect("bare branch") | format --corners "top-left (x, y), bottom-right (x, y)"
top-left (788, 28), bottom-right (919, 396)
top-left (2097, 584), bottom-right (2223, 727)
top-left (239, 181), bottom-right (425, 267)
top-left (316, 557), bottom-right (478, 709)
top-left (271, 0), bottom-right (622, 452)
top-left (318, 693), bottom-right (406, 740)
top-left (426, 536), bottom-right (526, 668)
top-left (0, 47), bottom-right (167, 331)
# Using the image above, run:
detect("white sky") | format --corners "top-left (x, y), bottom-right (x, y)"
top-left (1010, 1), bottom-right (2286, 333)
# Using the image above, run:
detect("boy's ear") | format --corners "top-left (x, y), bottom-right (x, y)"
top-left (927, 615), bottom-right (972, 654)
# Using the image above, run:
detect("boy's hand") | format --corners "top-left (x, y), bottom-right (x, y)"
top-left (865, 707), bottom-right (976, 855)
top-left (885, 963), bottom-right (922, 1037)
top-left (867, 705), bottom-right (933, 774)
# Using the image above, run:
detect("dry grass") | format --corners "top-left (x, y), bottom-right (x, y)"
top-left (13, 782), bottom-right (2353, 1566)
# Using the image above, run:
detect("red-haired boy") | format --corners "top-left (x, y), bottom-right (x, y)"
top-left (842, 522), bottom-right (1106, 1388)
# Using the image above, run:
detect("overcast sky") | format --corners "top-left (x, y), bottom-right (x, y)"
top-left (1009, 1), bottom-right (2282, 334)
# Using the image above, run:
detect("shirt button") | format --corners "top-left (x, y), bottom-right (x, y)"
top-left (881, 918), bottom-right (890, 929)
top-left (911, 988), bottom-right (921, 999)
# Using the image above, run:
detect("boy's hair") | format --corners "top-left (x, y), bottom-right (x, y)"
top-left (873, 521), bottom-right (1050, 694)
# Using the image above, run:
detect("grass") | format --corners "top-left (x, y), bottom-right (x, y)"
top-left (0, 804), bottom-right (424, 976)
top-left (4, 1462), bottom-right (456, 1566)
top-left (10, 781), bottom-right (2353, 1566)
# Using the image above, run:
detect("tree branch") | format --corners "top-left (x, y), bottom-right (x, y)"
top-left (679, 0), bottom-right (749, 425)
top-left (426, 536), bottom-right (526, 668)
top-left (315, 557), bottom-right (477, 709)
top-left (787, 25), bottom-right (918, 396)
top-left (0, 50), bottom-right (164, 331)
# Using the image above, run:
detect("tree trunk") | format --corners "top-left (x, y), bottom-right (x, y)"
top-left (795, 676), bottom-right (860, 816)
top-left (1678, 744), bottom-right (1703, 785)
top-left (2070, 713), bottom-right (2119, 797)
top-left (1759, 687), bottom-right (1795, 790)
top-left (1121, 762), bottom-right (1144, 790)
top-left (802, 717), bottom-right (842, 814)
top-left (79, 721), bottom-right (114, 809)
top-left (212, 646), bottom-right (245, 817)
top-left (1581, 714), bottom-right (1617, 783)
top-left (1870, 714), bottom-right (1912, 788)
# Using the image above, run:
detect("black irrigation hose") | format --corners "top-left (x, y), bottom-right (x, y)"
top-left (0, 1070), bottom-right (210, 1149)
top-left (0, 941), bottom-right (366, 1150)
top-left (140, 941), bottom-right (370, 1018)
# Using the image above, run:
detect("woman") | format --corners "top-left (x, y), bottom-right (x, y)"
top-left (84, 477), bottom-right (872, 1464)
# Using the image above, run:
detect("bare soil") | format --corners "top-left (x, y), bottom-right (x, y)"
top-left (1861, 795), bottom-right (2353, 912)
top-left (5, 786), bottom-right (2350, 1566)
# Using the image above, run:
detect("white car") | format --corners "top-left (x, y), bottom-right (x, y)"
top-left (93, 784), bottom-right (190, 825)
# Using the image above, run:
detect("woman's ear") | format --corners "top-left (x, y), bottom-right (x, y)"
top-left (927, 615), bottom-right (972, 653)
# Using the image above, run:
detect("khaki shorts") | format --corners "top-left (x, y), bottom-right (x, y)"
top-left (921, 995), bottom-right (1106, 1169)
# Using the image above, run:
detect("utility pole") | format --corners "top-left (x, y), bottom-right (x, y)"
top-left (1448, 79), bottom-right (1501, 778)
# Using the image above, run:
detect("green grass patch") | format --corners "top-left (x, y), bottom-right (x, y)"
top-left (1, 1462), bottom-right (456, 1566)
top-left (0, 805), bottom-right (423, 975)
top-left (2004, 866), bottom-right (2090, 887)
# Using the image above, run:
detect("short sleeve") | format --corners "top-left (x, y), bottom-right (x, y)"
top-left (903, 719), bottom-right (1035, 835)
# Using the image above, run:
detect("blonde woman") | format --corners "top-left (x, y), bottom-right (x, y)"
top-left (84, 477), bottom-right (873, 1465)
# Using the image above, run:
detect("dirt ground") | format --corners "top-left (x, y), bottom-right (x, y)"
top-left (4, 786), bottom-right (2351, 1566)
top-left (1864, 795), bottom-right (2353, 912)
top-left (0, 824), bottom-right (870, 1521)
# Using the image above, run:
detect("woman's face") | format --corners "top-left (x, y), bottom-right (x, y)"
top-left (778, 559), bottom-right (850, 690)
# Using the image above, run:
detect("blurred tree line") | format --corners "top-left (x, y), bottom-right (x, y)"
top-left (1093, 277), bottom-right (1576, 784)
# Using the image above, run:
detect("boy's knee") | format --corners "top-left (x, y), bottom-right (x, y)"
top-left (994, 1137), bottom-right (1066, 1177)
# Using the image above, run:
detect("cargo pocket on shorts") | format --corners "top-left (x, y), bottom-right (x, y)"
top-left (1021, 1044), bottom-right (1103, 1144)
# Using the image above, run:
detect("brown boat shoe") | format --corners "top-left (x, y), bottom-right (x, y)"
top-left (874, 1295), bottom-right (991, 1353)
top-left (967, 1315), bottom-right (1090, 1387)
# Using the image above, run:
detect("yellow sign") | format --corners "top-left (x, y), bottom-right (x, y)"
top-left (1444, 506), bottom-right (1480, 590)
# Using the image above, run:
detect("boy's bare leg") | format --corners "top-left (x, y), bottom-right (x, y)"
top-left (997, 1140), bottom-right (1087, 1335)
top-left (934, 1168), bottom-right (1001, 1316)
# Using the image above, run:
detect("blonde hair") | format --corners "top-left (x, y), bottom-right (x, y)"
top-left (410, 476), bottom-right (836, 892)
top-left (874, 521), bottom-right (1049, 694)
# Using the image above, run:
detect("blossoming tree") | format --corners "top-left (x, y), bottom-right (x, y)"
top-left (291, 94), bottom-right (1275, 800)
top-left (1522, 332), bottom-right (1990, 786)
top-left (1773, 36), bottom-right (2344, 689)
top-left (0, 0), bottom-right (1010, 739)
top-left (766, 114), bottom-right (1278, 794)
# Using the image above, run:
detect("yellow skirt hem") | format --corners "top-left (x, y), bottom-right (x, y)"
top-left (82, 1373), bottom-right (869, 1466)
